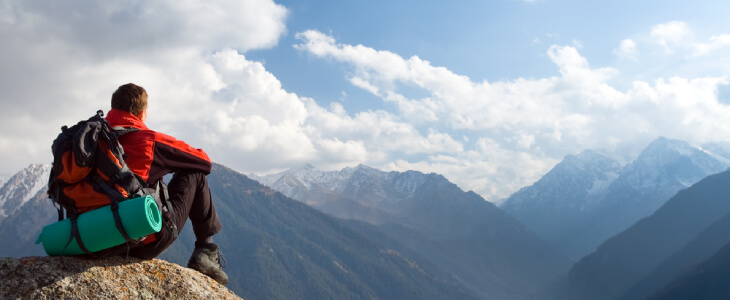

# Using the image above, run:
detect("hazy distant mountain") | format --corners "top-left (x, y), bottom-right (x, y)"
top-left (252, 164), bottom-right (398, 225)
top-left (0, 164), bottom-right (50, 226)
top-left (561, 170), bottom-right (730, 300)
top-left (254, 164), bottom-right (572, 300)
top-left (501, 137), bottom-right (729, 260)
top-left (0, 163), bottom-right (479, 300)
top-left (0, 164), bottom-right (60, 257)
top-left (0, 185), bottom-right (55, 258)
top-left (500, 149), bottom-right (621, 259)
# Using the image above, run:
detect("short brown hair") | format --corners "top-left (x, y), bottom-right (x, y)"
top-left (111, 83), bottom-right (148, 115)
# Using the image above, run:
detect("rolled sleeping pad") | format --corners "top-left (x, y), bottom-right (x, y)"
top-left (35, 195), bottom-right (162, 256)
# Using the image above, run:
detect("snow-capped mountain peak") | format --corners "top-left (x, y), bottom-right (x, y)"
top-left (0, 164), bottom-right (51, 222)
top-left (637, 137), bottom-right (698, 164)
top-left (621, 137), bottom-right (728, 190)
top-left (252, 164), bottom-right (434, 207)
top-left (500, 149), bottom-right (621, 212)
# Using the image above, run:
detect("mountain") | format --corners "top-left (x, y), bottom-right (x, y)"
top-left (621, 211), bottom-right (730, 299)
top-left (0, 187), bottom-right (56, 257)
top-left (501, 137), bottom-right (729, 260)
top-left (561, 169), bottom-right (730, 300)
top-left (0, 164), bottom-right (51, 225)
top-left (649, 239), bottom-right (730, 300)
top-left (0, 163), bottom-right (479, 300)
top-left (254, 164), bottom-right (572, 300)
top-left (500, 149), bottom-right (621, 259)
top-left (0, 256), bottom-right (240, 299)
top-left (253, 164), bottom-right (395, 224)
top-left (0, 164), bottom-right (54, 257)
top-left (252, 164), bottom-right (438, 224)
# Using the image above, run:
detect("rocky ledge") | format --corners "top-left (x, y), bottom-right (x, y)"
top-left (0, 256), bottom-right (241, 299)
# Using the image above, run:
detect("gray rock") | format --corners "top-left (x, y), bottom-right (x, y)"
top-left (0, 256), bottom-right (241, 299)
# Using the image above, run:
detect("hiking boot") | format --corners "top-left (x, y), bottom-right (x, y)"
top-left (187, 243), bottom-right (228, 285)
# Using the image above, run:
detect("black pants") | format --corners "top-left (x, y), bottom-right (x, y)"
top-left (129, 171), bottom-right (222, 259)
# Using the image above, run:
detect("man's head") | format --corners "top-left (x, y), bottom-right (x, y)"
top-left (111, 83), bottom-right (148, 121)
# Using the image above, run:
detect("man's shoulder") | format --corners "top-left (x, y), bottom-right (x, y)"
top-left (148, 130), bottom-right (188, 145)
top-left (147, 130), bottom-right (206, 153)
top-left (121, 127), bottom-right (200, 150)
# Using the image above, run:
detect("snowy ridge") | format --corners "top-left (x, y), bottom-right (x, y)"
top-left (392, 171), bottom-right (430, 200)
top-left (252, 164), bottom-right (432, 203)
top-left (621, 138), bottom-right (728, 191)
top-left (253, 164), bottom-right (352, 191)
top-left (0, 164), bottom-right (51, 219)
top-left (586, 171), bottom-right (620, 196)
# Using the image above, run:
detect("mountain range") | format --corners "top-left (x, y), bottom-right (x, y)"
top-left (252, 164), bottom-right (572, 300)
top-left (500, 137), bottom-right (730, 260)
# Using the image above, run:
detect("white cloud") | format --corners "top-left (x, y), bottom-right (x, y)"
top-left (296, 30), bottom-right (730, 201)
top-left (651, 20), bottom-right (691, 53)
top-left (647, 21), bottom-right (730, 58)
top-left (0, 0), bottom-right (291, 172)
top-left (692, 34), bottom-right (730, 57)
top-left (614, 39), bottom-right (638, 59)
top-left (426, 130), bottom-right (464, 153)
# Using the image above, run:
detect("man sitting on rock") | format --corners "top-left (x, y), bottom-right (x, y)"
top-left (105, 83), bottom-right (228, 284)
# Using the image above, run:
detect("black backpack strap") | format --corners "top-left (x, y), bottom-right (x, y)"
top-left (110, 200), bottom-right (134, 243)
top-left (63, 210), bottom-right (92, 255)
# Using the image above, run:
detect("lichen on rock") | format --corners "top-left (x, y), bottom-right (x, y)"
top-left (0, 256), bottom-right (241, 299)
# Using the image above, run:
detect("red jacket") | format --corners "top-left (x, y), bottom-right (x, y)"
top-left (105, 109), bottom-right (212, 185)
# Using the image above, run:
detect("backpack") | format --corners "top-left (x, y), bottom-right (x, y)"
top-left (47, 110), bottom-right (171, 256)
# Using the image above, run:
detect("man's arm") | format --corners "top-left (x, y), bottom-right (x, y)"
top-left (148, 132), bottom-right (212, 184)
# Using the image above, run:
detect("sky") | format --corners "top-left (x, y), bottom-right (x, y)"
top-left (2, 0), bottom-right (730, 202)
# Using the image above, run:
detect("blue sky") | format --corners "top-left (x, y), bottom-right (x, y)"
top-left (1, 0), bottom-right (730, 201)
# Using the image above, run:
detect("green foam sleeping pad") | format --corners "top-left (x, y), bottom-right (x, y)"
top-left (35, 195), bottom-right (162, 256)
